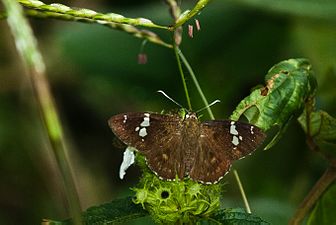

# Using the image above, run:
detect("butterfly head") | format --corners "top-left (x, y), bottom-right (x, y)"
top-left (185, 112), bottom-right (198, 120)
top-left (177, 108), bottom-right (198, 120)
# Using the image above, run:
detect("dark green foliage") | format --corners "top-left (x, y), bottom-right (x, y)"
top-left (43, 197), bottom-right (148, 225)
top-left (41, 189), bottom-right (271, 225)
top-left (45, 202), bottom-right (270, 225)
top-left (82, 197), bottom-right (148, 225)
top-left (208, 208), bottom-right (270, 225)
top-left (307, 183), bottom-right (336, 225)
top-left (298, 108), bottom-right (336, 158)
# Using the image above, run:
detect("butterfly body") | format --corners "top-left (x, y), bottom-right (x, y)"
top-left (108, 111), bottom-right (265, 184)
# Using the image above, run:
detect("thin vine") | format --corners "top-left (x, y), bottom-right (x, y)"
top-left (174, 43), bottom-right (192, 111)
top-left (177, 48), bottom-right (214, 119)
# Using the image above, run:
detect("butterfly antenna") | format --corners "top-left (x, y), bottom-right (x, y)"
top-left (157, 90), bottom-right (184, 109)
top-left (196, 100), bottom-right (221, 113)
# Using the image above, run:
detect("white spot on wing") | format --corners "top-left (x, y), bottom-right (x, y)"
top-left (139, 127), bottom-right (147, 137)
top-left (250, 126), bottom-right (254, 134)
top-left (135, 126), bottom-right (140, 131)
top-left (230, 124), bottom-right (239, 135)
top-left (232, 136), bottom-right (239, 146)
top-left (123, 114), bottom-right (127, 123)
top-left (119, 147), bottom-right (135, 179)
top-left (144, 113), bottom-right (150, 117)
top-left (140, 117), bottom-right (150, 127)
top-left (239, 135), bottom-right (243, 141)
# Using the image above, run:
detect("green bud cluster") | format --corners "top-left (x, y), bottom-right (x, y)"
top-left (132, 155), bottom-right (222, 224)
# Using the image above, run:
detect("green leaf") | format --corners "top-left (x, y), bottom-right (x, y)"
top-left (298, 109), bottom-right (336, 158)
top-left (307, 183), bottom-right (336, 225)
top-left (231, 58), bottom-right (316, 149)
top-left (42, 197), bottom-right (148, 225)
top-left (206, 208), bottom-right (270, 225)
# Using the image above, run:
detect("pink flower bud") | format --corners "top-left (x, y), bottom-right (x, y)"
top-left (138, 53), bottom-right (147, 64)
top-left (195, 19), bottom-right (201, 31)
top-left (188, 24), bottom-right (193, 38)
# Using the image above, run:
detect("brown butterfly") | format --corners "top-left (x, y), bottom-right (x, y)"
top-left (108, 111), bottom-right (265, 184)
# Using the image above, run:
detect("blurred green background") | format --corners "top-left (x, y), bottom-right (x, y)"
top-left (0, 0), bottom-right (335, 224)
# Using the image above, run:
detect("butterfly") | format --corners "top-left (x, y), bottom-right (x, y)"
top-left (108, 111), bottom-right (265, 184)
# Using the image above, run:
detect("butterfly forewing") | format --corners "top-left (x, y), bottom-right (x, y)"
top-left (201, 120), bottom-right (265, 160)
top-left (108, 112), bottom-right (185, 180)
top-left (189, 120), bottom-right (266, 183)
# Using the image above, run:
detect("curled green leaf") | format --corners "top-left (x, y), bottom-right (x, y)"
top-left (231, 58), bottom-right (317, 149)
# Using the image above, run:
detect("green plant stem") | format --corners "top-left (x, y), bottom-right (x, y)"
top-left (25, 9), bottom-right (172, 48)
top-left (1, 0), bottom-right (173, 48)
top-left (288, 165), bottom-right (336, 225)
top-left (165, 0), bottom-right (181, 20)
top-left (18, 0), bottom-right (169, 30)
top-left (233, 170), bottom-right (251, 213)
top-left (165, 0), bottom-right (183, 45)
top-left (177, 48), bottom-right (214, 119)
top-left (2, 1), bottom-right (82, 224)
top-left (174, 44), bottom-right (192, 110)
top-left (289, 95), bottom-right (336, 224)
top-left (177, 48), bottom-right (252, 213)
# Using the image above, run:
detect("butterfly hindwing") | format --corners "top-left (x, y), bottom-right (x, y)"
top-left (108, 112), bottom-right (185, 180)
top-left (189, 132), bottom-right (232, 183)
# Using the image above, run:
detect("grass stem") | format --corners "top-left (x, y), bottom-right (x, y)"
top-left (233, 170), bottom-right (252, 213)
top-left (2, 0), bottom-right (82, 224)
